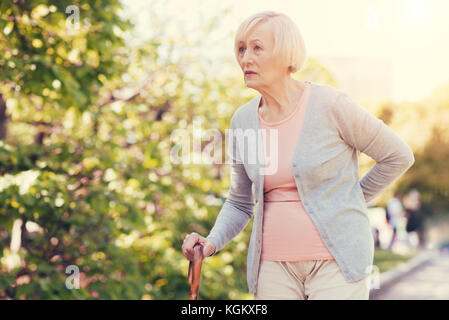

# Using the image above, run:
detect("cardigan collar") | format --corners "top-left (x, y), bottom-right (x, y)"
top-left (247, 81), bottom-right (314, 180)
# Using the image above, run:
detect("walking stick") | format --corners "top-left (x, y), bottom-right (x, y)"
top-left (188, 242), bottom-right (204, 300)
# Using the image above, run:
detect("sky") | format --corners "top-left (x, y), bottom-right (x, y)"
top-left (126, 0), bottom-right (449, 102)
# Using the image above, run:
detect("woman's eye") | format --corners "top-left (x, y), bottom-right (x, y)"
top-left (239, 46), bottom-right (260, 53)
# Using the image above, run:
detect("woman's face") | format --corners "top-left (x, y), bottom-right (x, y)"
top-left (236, 22), bottom-right (286, 90)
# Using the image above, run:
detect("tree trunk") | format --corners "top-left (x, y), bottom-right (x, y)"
top-left (0, 94), bottom-right (7, 140)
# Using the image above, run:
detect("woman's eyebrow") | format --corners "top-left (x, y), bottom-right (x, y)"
top-left (239, 38), bottom-right (262, 45)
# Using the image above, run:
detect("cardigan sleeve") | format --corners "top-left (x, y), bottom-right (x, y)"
top-left (331, 92), bottom-right (415, 203)
top-left (206, 113), bottom-right (255, 256)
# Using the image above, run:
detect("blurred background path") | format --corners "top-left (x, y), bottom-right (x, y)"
top-left (371, 247), bottom-right (449, 299)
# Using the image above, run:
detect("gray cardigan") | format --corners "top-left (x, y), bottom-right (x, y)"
top-left (206, 81), bottom-right (415, 294)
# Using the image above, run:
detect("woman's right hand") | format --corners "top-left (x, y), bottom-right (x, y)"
top-left (182, 232), bottom-right (216, 261)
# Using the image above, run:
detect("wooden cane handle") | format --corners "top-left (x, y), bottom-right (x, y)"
top-left (188, 243), bottom-right (204, 300)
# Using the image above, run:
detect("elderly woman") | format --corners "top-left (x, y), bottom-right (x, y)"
top-left (182, 11), bottom-right (414, 300)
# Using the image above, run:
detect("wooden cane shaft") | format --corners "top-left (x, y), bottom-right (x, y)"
top-left (188, 243), bottom-right (204, 300)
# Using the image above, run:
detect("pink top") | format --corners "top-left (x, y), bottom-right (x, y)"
top-left (258, 82), bottom-right (334, 261)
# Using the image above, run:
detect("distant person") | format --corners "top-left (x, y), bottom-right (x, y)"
top-left (403, 189), bottom-right (423, 249)
top-left (386, 192), bottom-right (405, 250)
top-left (372, 227), bottom-right (380, 249)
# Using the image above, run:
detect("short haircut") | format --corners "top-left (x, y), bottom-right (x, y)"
top-left (234, 11), bottom-right (307, 74)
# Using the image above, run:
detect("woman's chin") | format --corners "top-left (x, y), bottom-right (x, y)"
top-left (245, 81), bottom-right (257, 89)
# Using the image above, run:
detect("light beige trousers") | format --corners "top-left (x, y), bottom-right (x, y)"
top-left (254, 259), bottom-right (370, 300)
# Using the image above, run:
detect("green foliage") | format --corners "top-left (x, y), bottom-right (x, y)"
top-left (0, 1), bottom-right (131, 112)
top-left (0, 0), bottom-right (260, 300)
top-left (373, 249), bottom-right (417, 273)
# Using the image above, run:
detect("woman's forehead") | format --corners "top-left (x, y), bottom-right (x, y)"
top-left (238, 23), bottom-right (273, 44)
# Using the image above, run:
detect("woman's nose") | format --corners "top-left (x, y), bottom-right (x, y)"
top-left (241, 50), bottom-right (254, 66)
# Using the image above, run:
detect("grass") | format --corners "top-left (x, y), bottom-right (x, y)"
top-left (373, 249), bottom-right (418, 273)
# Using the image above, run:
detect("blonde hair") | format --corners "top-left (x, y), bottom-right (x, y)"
top-left (234, 11), bottom-right (307, 74)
